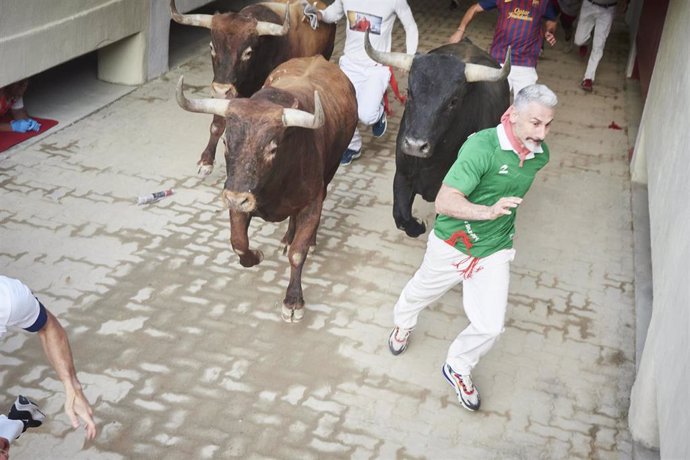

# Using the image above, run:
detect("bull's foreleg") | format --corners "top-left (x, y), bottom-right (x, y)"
top-left (281, 197), bottom-right (323, 323)
top-left (197, 115), bottom-right (226, 176)
top-left (229, 211), bottom-right (263, 267)
top-left (393, 172), bottom-right (427, 238)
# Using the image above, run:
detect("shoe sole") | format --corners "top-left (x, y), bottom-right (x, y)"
top-left (442, 364), bottom-right (480, 411)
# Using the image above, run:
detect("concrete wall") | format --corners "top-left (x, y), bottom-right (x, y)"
top-left (0, 0), bottom-right (146, 87)
top-left (628, 0), bottom-right (690, 457)
top-left (0, 0), bottom-right (212, 87)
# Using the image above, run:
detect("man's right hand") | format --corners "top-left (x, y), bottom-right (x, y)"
top-left (65, 386), bottom-right (97, 440)
top-left (488, 197), bottom-right (522, 219)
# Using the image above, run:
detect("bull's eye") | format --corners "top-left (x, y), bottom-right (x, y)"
top-left (241, 47), bottom-right (253, 61)
top-left (448, 98), bottom-right (458, 109)
top-left (209, 42), bottom-right (216, 58)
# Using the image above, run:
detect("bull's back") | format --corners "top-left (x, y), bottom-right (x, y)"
top-left (259, 1), bottom-right (336, 60)
top-left (267, 56), bottom-right (357, 176)
top-left (429, 40), bottom-right (499, 68)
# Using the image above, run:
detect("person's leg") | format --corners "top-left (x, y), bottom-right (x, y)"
top-left (584, 7), bottom-right (615, 81)
top-left (445, 248), bottom-right (515, 374)
top-left (338, 56), bottom-right (368, 155)
top-left (508, 66), bottom-right (538, 99)
top-left (356, 65), bottom-right (390, 127)
top-left (393, 231), bottom-right (466, 330)
top-left (574, 1), bottom-right (597, 47)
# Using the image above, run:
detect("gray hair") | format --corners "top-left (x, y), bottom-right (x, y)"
top-left (514, 84), bottom-right (558, 111)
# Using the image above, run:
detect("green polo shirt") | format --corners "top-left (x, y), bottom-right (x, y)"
top-left (434, 126), bottom-right (549, 258)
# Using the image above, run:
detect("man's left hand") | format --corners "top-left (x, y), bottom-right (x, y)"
top-left (544, 31), bottom-right (556, 47)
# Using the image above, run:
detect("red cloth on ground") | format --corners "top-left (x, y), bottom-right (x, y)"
top-left (0, 114), bottom-right (58, 153)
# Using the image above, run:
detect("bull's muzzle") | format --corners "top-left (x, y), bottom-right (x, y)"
top-left (401, 137), bottom-right (432, 159)
top-left (212, 82), bottom-right (238, 98)
top-left (222, 190), bottom-right (257, 212)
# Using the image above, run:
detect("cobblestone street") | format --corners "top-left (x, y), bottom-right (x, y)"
top-left (1, 1), bottom-right (637, 458)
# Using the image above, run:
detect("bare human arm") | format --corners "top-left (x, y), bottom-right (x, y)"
top-left (448, 3), bottom-right (485, 44)
top-left (435, 183), bottom-right (522, 221)
top-left (37, 311), bottom-right (97, 440)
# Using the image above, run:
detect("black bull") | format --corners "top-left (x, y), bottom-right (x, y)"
top-left (176, 56), bottom-right (357, 323)
top-left (170, 0), bottom-right (335, 176)
top-left (365, 33), bottom-right (511, 237)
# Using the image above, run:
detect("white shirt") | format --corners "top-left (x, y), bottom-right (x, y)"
top-left (321, 0), bottom-right (418, 66)
top-left (0, 276), bottom-right (41, 337)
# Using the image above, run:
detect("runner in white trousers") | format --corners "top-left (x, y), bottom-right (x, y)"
top-left (388, 84), bottom-right (558, 412)
top-left (308, 0), bottom-right (418, 165)
top-left (574, 0), bottom-right (620, 91)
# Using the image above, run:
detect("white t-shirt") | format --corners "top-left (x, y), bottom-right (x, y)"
top-left (0, 276), bottom-right (43, 338)
top-left (321, 0), bottom-right (418, 66)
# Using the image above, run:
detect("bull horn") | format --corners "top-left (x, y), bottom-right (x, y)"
top-left (364, 29), bottom-right (413, 71)
top-left (256, 6), bottom-right (290, 36)
top-left (170, 0), bottom-right (213, 29)
top-left (282, 91), bottom-right (324, 130)
top-left (176, 76), bottom-right (232, 117)
top-left (464, 46), bottom-right (511, 83)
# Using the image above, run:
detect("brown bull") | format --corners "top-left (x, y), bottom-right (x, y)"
top-left (170, 0), bottom-right (335, 176)
top-left (176, 56), bottom-right (357, 322)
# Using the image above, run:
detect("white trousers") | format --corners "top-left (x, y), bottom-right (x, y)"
top-left (508, 65), bottom-right (539, 99)
top-left (574, 0), bottom-right (615, 81)
top-left (0, 416), bottom-right (23, 444)
top-left (393, 231), bottom-right (515, 374)
top-left (339, 55), bottom-right (391, 152)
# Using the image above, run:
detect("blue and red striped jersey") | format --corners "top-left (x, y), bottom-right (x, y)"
top-left (478, 0), bottom-right (557, 67)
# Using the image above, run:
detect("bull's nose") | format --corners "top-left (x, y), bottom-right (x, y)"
top-left (212, 82), bottom-right (237, 98)
top-left (222, 190), bottom-right (256, 212)
top-left (402, 138), bottom-right (432, 158)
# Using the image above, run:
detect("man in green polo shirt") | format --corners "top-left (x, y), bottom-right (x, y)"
top-left (387, 84), bottom-right (558, 412)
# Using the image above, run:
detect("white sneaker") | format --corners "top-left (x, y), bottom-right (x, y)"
top-left (442, 363), bottom-right (480, 411)
top-left (387, 327), bottom-right (412, 355)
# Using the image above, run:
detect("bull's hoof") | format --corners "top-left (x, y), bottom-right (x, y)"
top-left (239, 249), bottom-right (264, 267)
top-left (197, 163), bottom-right (214, 177)
top-left (281, 305), bottom-right (305, 323)
top-left (400, 219), bottom-right (427, 238)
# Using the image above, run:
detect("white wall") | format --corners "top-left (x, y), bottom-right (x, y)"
top-left (0, 0), bottom-right (214, 87)
top-left (628, 1), bottom-right (690, 457)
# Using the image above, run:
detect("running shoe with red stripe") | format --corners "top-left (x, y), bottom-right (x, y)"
top-left (442, 363), bottom-right (480, 411)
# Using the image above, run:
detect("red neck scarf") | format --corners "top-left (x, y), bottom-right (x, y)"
top-left (501, 107), bottom-right (531, 168)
